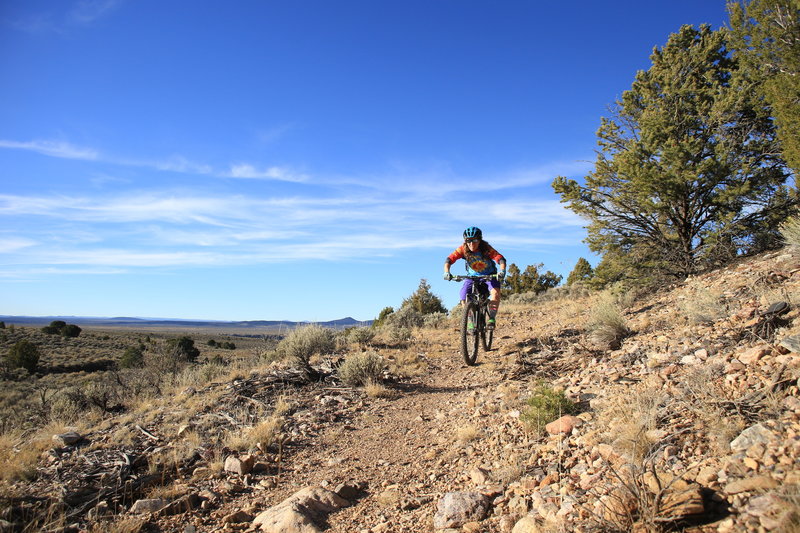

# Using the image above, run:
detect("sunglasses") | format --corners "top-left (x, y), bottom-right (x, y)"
top-left (465, 239), bottom-right (479, 244)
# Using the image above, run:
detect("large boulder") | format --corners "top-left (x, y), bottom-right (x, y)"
top-left (433, 492), bottom-right (490, 529)
top-left (252, 486), bottom-right (350, 533)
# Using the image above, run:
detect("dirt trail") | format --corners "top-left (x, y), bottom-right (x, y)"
top-left (261, 327), bottom-right (531, 532)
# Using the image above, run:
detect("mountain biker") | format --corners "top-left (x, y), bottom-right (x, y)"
top-left (443, 227), bottom-right (507, 329)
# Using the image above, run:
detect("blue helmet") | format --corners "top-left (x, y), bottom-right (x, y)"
top-left (463, 226), bottom-right (482, 240)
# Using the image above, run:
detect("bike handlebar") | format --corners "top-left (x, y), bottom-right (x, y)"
top-left (449, 274), bottom-right (502, 282)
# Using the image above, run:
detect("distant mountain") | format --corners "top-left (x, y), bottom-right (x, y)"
top-left (0, 315), bottom-right (371, 330)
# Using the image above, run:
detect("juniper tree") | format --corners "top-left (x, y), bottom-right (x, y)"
top-left (553, 24), bottom-right (796, 278)
top-left (728, 0), bottom-right (800, 174)
top-left (566, 257), bottom-right (594, 286)
top-left (401, 279), bottom-right (446, 315)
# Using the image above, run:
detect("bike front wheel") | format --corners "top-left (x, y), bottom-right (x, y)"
top-left (461, 301), bottom-right (480, 365)
top-left (481, 306), bottom-right (494, 351)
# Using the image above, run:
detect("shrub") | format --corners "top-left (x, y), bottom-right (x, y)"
top-left (383, 305), bottom-right (424, 329)
top-left (42, 320), bottom-right (67, 334)
top-left (372, 306), bottom-right (395, 329)
top-left (275, 324), bottom-right (336, 373)
top-left (41, 320), bottom-right (81, 337)
top-left (382, 324), bottom-right (412, 345)
top-left (6, 340), bottom-right (40, 374)
top-left (346, 326), bottom-right (375, 347)
top-left (166, 336), bottom-right (200, 362)
top-left (50, 387), bottom-right (90, 422)
top-left (119, 346), bottom-right (145, 369)
top-left (422, 312), bottom-right (448, 329)
top-left (61, 324), bottom-right (82, 338)
top-left (588, 291), bottom-right (630, 347)
top-left (338, 351), bottom-right (384, 386)
top-left (520, 382), bottom-right (577, 433)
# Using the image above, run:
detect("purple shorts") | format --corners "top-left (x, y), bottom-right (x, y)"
top-left (460, 278), bottom-right (500, 301)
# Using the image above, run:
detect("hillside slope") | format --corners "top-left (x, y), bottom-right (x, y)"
top-left (3, 249), bottom-right (800, 532)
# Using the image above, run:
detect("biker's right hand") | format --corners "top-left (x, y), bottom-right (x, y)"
top-left (443, 272), bottom-right (453, 281)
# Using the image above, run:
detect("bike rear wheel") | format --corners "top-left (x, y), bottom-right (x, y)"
top-left (461, 301), bottom-right (480, 365)
top-left (481, 306), bottom-right (494, 351)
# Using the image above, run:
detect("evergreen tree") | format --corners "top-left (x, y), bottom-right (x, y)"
top-left (503, 263), bottom-right (562, 294)
top-left (566, 257), bottom-right (594, 286)
top-left (728, 0), bottom-right (800, 174)
top-left (401, 279), bottom-right (446, 314)
top-left (553, 24), bottom-right (796, 278)
top-left (503, 263), bottom-right (523, 293)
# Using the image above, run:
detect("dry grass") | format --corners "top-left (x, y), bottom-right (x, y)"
top-left (364, 380), bottom-right (395, 399)
top-left (678, 286), bottom-right (728, 324)
top-left (675, 365), bottom-right (748, 453)
top-left (587, 292), bottom-right (630, 346)
top-left (456, 424), bottom-right (480, 443)
top-left (386, 351), bottom-right (427, 377)
top-left (597, 382), bottom-right (667, 462)
top-left (87, 517), bottom-right (146, 533)
top-left (225, 415), bottom-right (282, 453)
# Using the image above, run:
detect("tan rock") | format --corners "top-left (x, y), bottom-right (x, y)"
top-left (53, 431), bottom-right (81, 446)
top-left (224, 454), bottom-right (255, 476)
top-left (511, 515), bottom-right (541, 533)
top-left (738, 346), bottom-right (770, 365)
top-left (545, 415), bottom-right (581, 435)
top-left (724, 475), bottom-right (778, 494)
top-left (660, 487), bottom-right (705, 519)
top-left (469, 466), bottom-right (490, 485)
top-left (130, 498), bottom-right (168, 514)
top-left (223, 510), bottom-right (253, 524)
top-left (253, 486), bottom-right (350, 533)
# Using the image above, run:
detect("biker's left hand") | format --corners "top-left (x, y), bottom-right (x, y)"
top-left (496, 271), bottom-right (506, 281)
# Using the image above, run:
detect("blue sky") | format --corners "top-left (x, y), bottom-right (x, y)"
top-left (1, 1), bottom-right (728, 322)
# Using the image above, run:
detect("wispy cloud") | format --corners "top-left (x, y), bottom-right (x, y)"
top-left (0, 138), bottom-right (311, 183)
top-left (0, 139), bottom-right (99, 160)
top-left (6, 1), bottom-right (123, 34)
top-left (227, 164), bottom-right (308, 182)
top-left (69, 0), bottom-right (124, 25)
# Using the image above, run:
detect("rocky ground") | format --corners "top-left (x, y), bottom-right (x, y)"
top-left (3, 249), bottom-right (800, 532)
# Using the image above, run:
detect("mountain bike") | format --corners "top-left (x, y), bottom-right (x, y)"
top-left (448, 275), bottom-right (497, 365)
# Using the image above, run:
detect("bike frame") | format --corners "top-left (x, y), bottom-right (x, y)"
top-left (449, 274), bottom-right (498, 365)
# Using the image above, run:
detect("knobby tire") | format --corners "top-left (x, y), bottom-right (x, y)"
top-left (481, 305), bottom-right (494, 351)
top-left (462, 301), bottom-right (480, 366)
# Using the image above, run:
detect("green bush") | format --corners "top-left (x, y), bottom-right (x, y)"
top-left (520, 382), bottom-right (577, 433)
top-left (166, 336), bottom-right (200, 362)
top-left (61, 324), bottom-right (82, 338)
top-left (119, 346), bottom-right (145, 369)
top-left (6, 340), bottom-right (40, 374)
top-left (41, 320), bottom-right (81, 337)
top-left (338, 351), bottom-right (384, 386)
top-left (372, 306), bottom-right (395, 329)
top-left (402, 279), bottom-right (447, 314)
